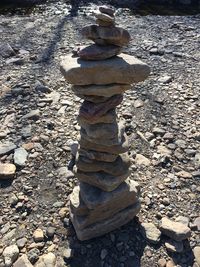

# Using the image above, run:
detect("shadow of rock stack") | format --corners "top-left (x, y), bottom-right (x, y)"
top-left (60, 5), bottom-right (150, 241)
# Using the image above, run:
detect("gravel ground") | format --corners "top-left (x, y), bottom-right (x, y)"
top-left (0, 1), bottom-right (200, 266)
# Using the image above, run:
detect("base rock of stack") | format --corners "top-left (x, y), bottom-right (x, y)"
top-left (72, 84), bottom-right (131, 98)
top-left (78, 44), bottom-right (120, 60)
top-left (71, 201), bottom-right (141, 241)
top-left (74, 168), bottom-right (130, 191)
top-left (60, 53), bottom-right (150, 85)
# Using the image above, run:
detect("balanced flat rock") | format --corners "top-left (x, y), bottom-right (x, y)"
top-left (76, 153), bottom-right (130, 176)
top-left (72, 84), bottom-right (131, 97)
top-left (80, 121), bottom-right (119, 140)
top-left (79, 131), bottom-right (129, 154)
top-left (99, 5), bottom-right (115, 16)
top-left (77, 109), bottom-right (117, 125)
top-left (78, 44), bottom-right (120, 60)
top-left (81, 25), bottom-right (130, 47)
top-left (74, 168), bottom-right (130, 191)
top-left (79, 179), bottom-right (140, 210)
top-left (71, 201), bottom-right (141, 241)
top-left (60, 53), bottom-right (150, 85)
top-left (78, 148), bottom-right (118, 162)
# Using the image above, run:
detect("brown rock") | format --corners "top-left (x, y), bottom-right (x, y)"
top-left (79, 94), bottom-right (123, 121)
top-left (96, 19), bottom-right (115, 27)
top-left (78, 44), bottom-right (120, 60)
top-left (80, 121), bottom-right (119, 140)
top-left (60, 53), bottom-right (150, 85)
top-left (158, 258), bottom-right (167, 267)
top-left (72, 84), bottom-right (131, 98)
top-left (77, 109), bottom-right (117, 125)
top-left (78, 148), bottom-right (118, 162)
top-left (165, 239), bottom-right (183, 253)
top-left (74, 168), bottom-right (130, 191)
top-left (82, 25), bottom-right (130, 46)
top-left (160, 217), bottom-right (191, 241)
top-left (80, 131), bottom-right (129, 154)
top-left (94, 12), bottom-right (115, 23)
top-left (0, 163), bottom-right (16, 179)
top-left (71, 201), bottom-right (141, 241)
top-left (76, 153), bottom-right (130, 176)
top-left (194, 246), bottom-right (200, 266)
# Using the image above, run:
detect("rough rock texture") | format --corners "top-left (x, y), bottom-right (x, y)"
top-left (0, 163), bottom-right (16, 179)
top-left (13, 255), bottom-right (33, 267)
top-left (71, 202), bottom-right (141, 241)
top-left (160, 217), bottom-right (191, 241)
top-left (72, 84), bottom-right (131, 97)
top-left (60, 53), bottom-right (150, 85)
top-left (78, 44), bottom-right (121, 60)
top-left (81, 25), bottom-right (130, 46)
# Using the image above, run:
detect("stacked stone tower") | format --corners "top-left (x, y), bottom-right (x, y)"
top-left (60, 6), bottom-right (150, 241)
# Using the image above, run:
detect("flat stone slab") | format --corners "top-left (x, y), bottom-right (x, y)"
top-left (76, 153), bottom-right (130, 176)
top-left (69, 186), bottom-right (88, 216)
top-left (160, 217), bottom-right (191, 241)
top-left (79, 179), bottom-right (140, 210)
top-left (74, 168), bottom-right (130, 191)
top-left (80, 121), bottom-right (119, 140)
top-left (77, 109), bottom-right (117, 125)
top-left (71, 201), bottom-right (141, 241)
top-left (76, 94), bottom-right (109, 103)
top-left (60, 53), bottom-right (150, 85)
top-left (81, 25), bottom-right (130, 47)
top-left (78, 148), bottom-right (118, 162)
top-left (79, 131), bottom-right (129, 154)
top-left (72, 84), bottom-right (131, 98)
top-left (78, 44), bottom-right (120, 60)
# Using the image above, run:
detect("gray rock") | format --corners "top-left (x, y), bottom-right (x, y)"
top-left (16, 237), bottom-right (27, 248)
top-left (3, 244), bottom-right (19, 267)
top-left (194, 247), bottom-right (200, 266)
top-left (78, 44), bottom-right (121, 61)
top-left (160, 217), bottom-right (191, 241)
top-left (21, 125), bottom-right (32, 138)
top-left (14, 148), bottom-right (28, 167)
top-left (74, 168), bottom-right (130, 192)
top-left (28, 248), bottom-right (40, 264)
top-left (60, 53), bottom-right (150, 85)
top-left (34, 253), bottom-right (56, 267)
top-left (81, 25), bottom-right (130, 47)
top-left (13, 255), bottom-right (33, 267)
top-left (135, 154), bottom-right (151, 166)
top-left (71, 202), bottom-right (141, 241)
top-left (0, 43), bottom-right (15, 58)
top-left (22, 110), bottom-right (40, 120)
top-left (141, 223), bottom-right (161, 244)
top-left (46, 227), bottom-right (56, 238)
top-left (0, 142), bottom-right (16, 156)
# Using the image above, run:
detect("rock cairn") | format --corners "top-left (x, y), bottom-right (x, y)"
top-left (60, 6), bottom-right (150, 241)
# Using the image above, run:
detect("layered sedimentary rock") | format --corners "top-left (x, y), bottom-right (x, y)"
top-left (60, 5), bottom-right (150, 241)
